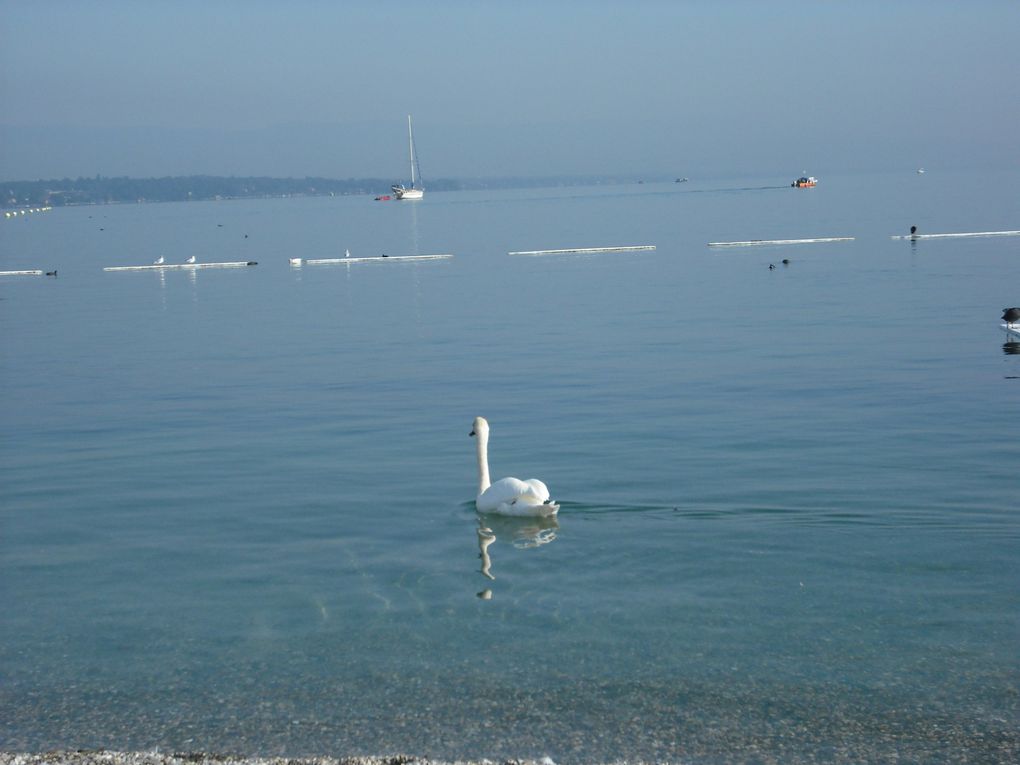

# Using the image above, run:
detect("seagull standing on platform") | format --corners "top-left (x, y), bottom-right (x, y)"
top-left (153, 255), bottom-right (164, 265)
top-left (185, 255), bottom-right (196, 264)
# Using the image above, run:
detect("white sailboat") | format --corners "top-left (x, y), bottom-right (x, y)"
top-left (392, 115), bottom-right (424, 200)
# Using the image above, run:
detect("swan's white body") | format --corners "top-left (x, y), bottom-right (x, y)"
top-left (470, 416), bottom-right (559, 516)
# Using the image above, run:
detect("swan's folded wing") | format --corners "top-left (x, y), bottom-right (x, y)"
top-left (478, 477), bottom-right (557, 514)
top-left (476, 477), bottom-right (532, 512)
top-left (503, 479), bottom-right (557, 515)
top-left (522, 478), bottom-right (551, 503)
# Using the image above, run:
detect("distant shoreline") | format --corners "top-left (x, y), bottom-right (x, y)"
top-left (0, 174), bottom-right (677, 210)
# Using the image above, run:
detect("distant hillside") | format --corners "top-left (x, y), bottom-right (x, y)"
top-left (1, 174), bottom-right (655, 208)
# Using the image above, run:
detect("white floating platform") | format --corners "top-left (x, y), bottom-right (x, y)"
top-left (104, 261), bottom-right (258, 272)
top-left (1003, 324), bottom-right (1020, 338)
top-left (891, 230), bottom-right (1020, 240)
top-left (708, 237), bottom-right (854, 248)
top-left (508, 245), bottom-right (656, 256)
top-left (0, 269), bottom-right (44, 276)
top-left (297, 254), bottom-right (453, 265)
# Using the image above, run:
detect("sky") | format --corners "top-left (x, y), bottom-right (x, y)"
top-left (1, 0), bottom-right (1018, 181)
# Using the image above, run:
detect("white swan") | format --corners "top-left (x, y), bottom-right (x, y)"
top-left (470, 416), bottom-right (559, 516)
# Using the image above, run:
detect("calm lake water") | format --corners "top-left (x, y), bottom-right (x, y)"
top-left (2, 171), bottom-right (1018, 763)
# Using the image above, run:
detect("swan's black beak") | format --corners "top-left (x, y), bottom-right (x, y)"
top-left (469, 429), bottom-right (476, 437)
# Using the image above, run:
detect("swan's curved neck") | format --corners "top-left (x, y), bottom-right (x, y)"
top-left (476, 429), bottom-right (491, 494)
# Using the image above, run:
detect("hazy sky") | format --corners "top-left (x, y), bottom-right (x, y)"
top-left (2, 0), bottom-right (1018, 181)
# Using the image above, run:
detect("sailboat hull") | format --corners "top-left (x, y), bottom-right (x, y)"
top-left (392, 186), bottom-right (424, 200)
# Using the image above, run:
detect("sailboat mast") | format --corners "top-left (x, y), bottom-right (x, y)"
top-left (407, 115), bottom-right (416, 188)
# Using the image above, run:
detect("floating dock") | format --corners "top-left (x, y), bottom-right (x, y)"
top-left (891, 230), bottom-right (1020, 240)
top-left (708, 237), bottom-right (855, 248)
top-left (104, 261), bottom-right (258, 272)
top-left (508, 245), bottom-right (656, 256)
top-left (3, 207), bottom-right (53, 219)
top-left (1003, 324), bottom-right (1020, 339)
top-left (296, 254), bottom-right (453, 265)
top-left (0, 269), bottom-right (44, 276)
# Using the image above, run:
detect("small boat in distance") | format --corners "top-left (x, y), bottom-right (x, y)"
top-left (391, 115), bottom-right (424, 200)
top-left (792, 176), bottom-right (817, 188)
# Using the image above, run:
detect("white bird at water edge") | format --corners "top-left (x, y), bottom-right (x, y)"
top-left (153, 255), bottom-right (164, 265)
top-left (470, 416), bottom-right (558, 516)
top-left (185, 255), bottom-right (196, 264)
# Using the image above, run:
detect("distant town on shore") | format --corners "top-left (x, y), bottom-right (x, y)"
top-left (2, 173), bottom-right (663, 209)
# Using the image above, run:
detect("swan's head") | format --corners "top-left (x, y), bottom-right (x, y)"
top-left (469, 416), bottom-right (490, 438)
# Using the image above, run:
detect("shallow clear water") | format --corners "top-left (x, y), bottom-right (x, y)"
top-left (2, 171), bottom-right (1019, 763)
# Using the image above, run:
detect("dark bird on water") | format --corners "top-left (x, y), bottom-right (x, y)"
top-left (45, 270), bottom-right (57, 277)
top-left (910, 225), bottom-right (918, 236)
top-left (1003, 307), bottom-right (1020, 325)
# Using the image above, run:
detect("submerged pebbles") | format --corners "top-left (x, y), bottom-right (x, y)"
top-left (3, 755), bottom-right (556, 765)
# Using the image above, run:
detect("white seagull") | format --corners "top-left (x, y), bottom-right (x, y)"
top-left (185, 255), bottom-right (196, 264)
top-left (153, 255), bottom-right (165, 265)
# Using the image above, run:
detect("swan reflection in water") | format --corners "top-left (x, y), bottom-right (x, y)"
top-left (477, 525), bottom-right (496, 581)
top-left (475, 513), bottom-right (559, 598)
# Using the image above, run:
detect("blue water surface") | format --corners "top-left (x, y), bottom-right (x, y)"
top-left (1, 171), bottom-right (1018, 763)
